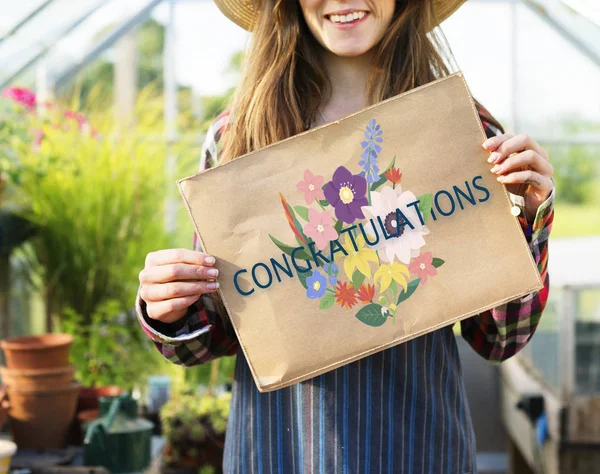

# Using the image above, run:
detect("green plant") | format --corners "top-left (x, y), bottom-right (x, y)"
top-left (58, 299), bottom-right (155, 388)
top-left (1, 87), bottom-right (198, 328)
top-left (160, 392), bottom-right (231, 472)
top-left (546, 144), bottom-right (599, 205)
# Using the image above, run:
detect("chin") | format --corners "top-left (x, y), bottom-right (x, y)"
top-left (327, 41), bottom-right (374, 58)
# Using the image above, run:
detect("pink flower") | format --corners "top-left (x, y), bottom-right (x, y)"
top-left (408, 252), bottom-right (437, 284)
top-left (297, 169), bottom-right (325, 205)
top-left (303, 208), bottom-right (338, 251)
top-left (33, 130), bottom-right (44, 151)
top-left (2, 87), bottom-right (37, 110)
top-left (64, 110), bottom-right (87, 128)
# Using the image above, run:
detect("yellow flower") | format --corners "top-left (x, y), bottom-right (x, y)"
top-left (374, 262), bottom-right (410, 293)
top-left (338, 233), bottom-right (379, 279)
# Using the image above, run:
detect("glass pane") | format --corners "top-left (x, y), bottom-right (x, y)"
top-left (575, 288), bottom-right (600, 395)
top-left (519, 288), bottom-right (562, 393)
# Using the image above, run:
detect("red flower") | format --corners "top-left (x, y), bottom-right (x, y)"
top-left (408, 252), bottom-right (437, 284)
top-left (384, 167), bottom-right (402, 185)
top-left (356, 283), bottom-right (375, 304)
top-left (2, 87), bottom-right (36, 110)
top-left (334, 281), bottom-right (357, 309)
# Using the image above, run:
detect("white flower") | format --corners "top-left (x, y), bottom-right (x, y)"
top-left (361, 185), bottom-right (429, 264)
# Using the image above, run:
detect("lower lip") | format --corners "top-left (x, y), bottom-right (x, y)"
top-left (326, 13), bottom-right (369, 29)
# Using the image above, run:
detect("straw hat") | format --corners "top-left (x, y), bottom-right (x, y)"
top-left (214, 0), bottom-right (467, 31)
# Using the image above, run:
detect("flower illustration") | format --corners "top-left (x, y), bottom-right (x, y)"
top-left (324, 166), bottom-right (369, 224)
top-left (297, 169), bottom-right (325, 204)
top-left (323, 262), bottom-right (339, 286)
top-left (334, 281), bottom-right (358, 309)
top-left (2, 87), bottom-right (36, 110)
top-left (374, 262), bottom-right (410, 293)
top-left (303, 208), bottom-right (338, 250)
top-left (359, 119), bottom-right (383, 184)
top-left (408, 252), bottom-right (438, 284)
top-left (306, 270), bottom-right (328, 299)
top-left (357, 283), bottom-right (375, 304)
top-left (384, 167), bottom-right (402, 185)
top-left (338, 233), bottom-right (379, 279)
top-left (361, 185), bottom-right (430, 264)
top-left (280, 193), bottom-right (308, 246)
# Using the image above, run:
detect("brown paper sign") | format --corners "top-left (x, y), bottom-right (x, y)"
top-left (178, 73), bottom-right (543, 392)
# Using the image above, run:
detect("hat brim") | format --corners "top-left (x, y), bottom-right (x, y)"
top-left (214, 0), bottom-right (467, 32)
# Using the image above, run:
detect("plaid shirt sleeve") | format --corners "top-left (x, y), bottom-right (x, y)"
top-left (460, 114), bottom-right (555, 362)
top-left (135, 110), bottom-right (239, 366)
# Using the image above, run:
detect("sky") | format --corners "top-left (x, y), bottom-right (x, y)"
top-left (0, 0), bottom-right (599, 138)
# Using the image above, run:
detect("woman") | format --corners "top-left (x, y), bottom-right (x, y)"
top-left (137, 1), bottom-right (554, 472)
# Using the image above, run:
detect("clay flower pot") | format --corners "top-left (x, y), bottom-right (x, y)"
top-left (78, 385), bottom-right (122, 411)
top-left (1, 334), bottom-right (73, 369)
top-left (0, 365), bottom-right (76, 390)
top-left (8, 382), bottom-right (81, 449)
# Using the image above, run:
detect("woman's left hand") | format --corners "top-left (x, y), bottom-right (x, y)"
top-left (482, 133), bottom-right (554, 223)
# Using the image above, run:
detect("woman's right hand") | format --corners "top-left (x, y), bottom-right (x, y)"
top-left (139, 249), bottom-right (220, 324)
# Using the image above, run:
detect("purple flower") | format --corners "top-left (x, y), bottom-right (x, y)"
top-left (359, 119), bottom-right (383, 184)
top-left (306, 270), bottom-right (328, 299)
top-left (324, 166), bottom-right (368, 224)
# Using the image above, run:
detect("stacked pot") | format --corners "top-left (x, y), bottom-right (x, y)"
top-left (0, 334), bottom-right (80, 449)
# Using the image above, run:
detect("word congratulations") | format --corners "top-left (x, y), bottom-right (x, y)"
top-left (233, 175), bottom-right (490, 296)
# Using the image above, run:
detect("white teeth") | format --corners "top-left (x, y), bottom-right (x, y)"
top-left (329, 11), bottom-right (366, 23)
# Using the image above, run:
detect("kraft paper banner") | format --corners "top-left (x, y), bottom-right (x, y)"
top-left (178, 73), bottom-right (543, 392)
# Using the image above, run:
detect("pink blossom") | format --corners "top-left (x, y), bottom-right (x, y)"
top-left (2, 87), bottom-right (37, 110)
top-left (64, 110), bottom-right (87, 128)
top-left (33, 130), bottom-right (45, 150)
top-left (297, 169), bottom-right (325, 205)
top-left (408, 252), bottom-right (438, 284)
top-left (303, 208), bottom-right (338, 251)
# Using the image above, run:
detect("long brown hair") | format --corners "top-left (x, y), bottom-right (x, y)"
top-left (221, 0), bottom-right (503, 162)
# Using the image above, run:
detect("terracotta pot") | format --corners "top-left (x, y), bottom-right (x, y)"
top-left (0, 365), bottom-right (76, 390)
top-left (78, 385), bottom-right (122, 411)
top-left (8, 381), bottom-right (80, 449)
top-left (1, 334), bottom-right (73, 370)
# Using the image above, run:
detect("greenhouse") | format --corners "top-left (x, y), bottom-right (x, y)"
top-left (0, 0), bottom-right (598, 473)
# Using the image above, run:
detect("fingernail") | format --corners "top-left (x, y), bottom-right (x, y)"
top-left (205, 256), bottom-right (216, 265)
top-left (497, 176), bottom-right (505, 182)
top-left (207, 282), bottom-right (220, 290)
top-left (207, 269), bottom-right (219, 277)
top-left (488, 152), bottom-right (500, 163)
top-left (482, 139), bottom-right (494, 149)
top-left (490, 165), bottom-right (500, 173)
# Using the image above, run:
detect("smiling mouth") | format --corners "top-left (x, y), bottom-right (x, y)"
top-left (325, 11), bottom-right (369, 25)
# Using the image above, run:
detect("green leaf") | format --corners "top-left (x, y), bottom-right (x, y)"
top-left (355, 304), bottom-right (387, 327)
top-left (370, 155), bottom-right (396, 192)
top-left (352, 269), bottom-right (365, 290)
top-left (417, 193), bottom-right (433, 223)
top-left (396, 278), bottom-right (421, 305)
top-left (269, 234), bottom-right (311, 260)
top-left (269, 234), bottom-right (297, 256)
top-left (319, 292), bottom-right (335, 310)
top-left (432, 258), bottom-right (445, 268)
top-left (297, 270), bottom-right (311, 289)
top-left (334, 219), bottom-right (344, 234)
top-left (319, 199), bottom-right (330, 208)
top-left (294, 205), bottom-right (310, 221)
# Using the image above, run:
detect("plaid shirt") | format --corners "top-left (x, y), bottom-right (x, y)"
top-left (136, 107), bottom-right (554, 474)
